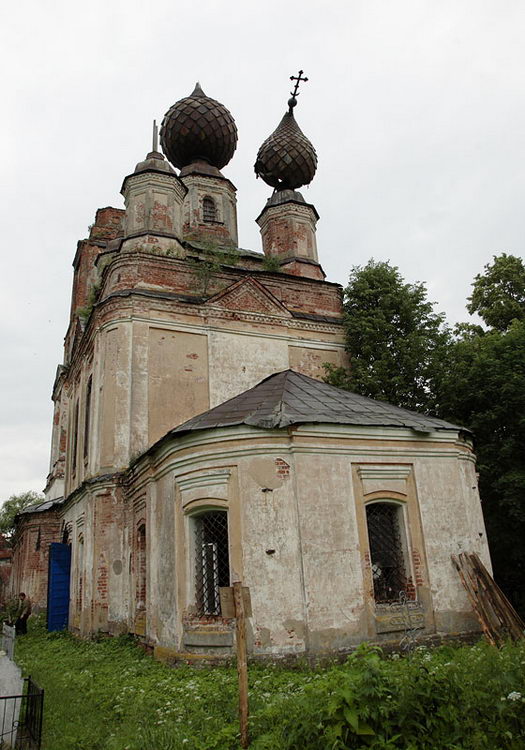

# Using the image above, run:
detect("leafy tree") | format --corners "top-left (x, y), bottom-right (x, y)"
top-left (467, 253), bottom-right (525, 331)
top-left (437, 320), bottom-right (525, 611)
top-left (0, 491), bottom-right (44, 540)
top-left (325, 260), bottom-right (451, 412)
top-left (437, 253), bottom-right (525, 611)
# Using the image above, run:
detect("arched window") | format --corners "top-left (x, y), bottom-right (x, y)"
top-left (72, 399), bottom-right (79, 476)
top-left (62, 523), bottom-right (72, 545)
top-left (202, 196), bottom-right (217, 223)
top-left (83, 376), bottom-right (92, 462)
top-left (193, 510), bottom-right (229, 615)
top-left (136, 524), bottom-right (146, 610)
top-left (366, 502), bottom-right (411, 603)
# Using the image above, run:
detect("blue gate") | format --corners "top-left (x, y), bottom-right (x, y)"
top-left (47, 543), bottom-right (71, 632)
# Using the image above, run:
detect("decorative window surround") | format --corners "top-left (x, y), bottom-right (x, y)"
top-left (177, 468), bottom-right (231, 509)
top-left (358, 464), bottom-right (412, 496)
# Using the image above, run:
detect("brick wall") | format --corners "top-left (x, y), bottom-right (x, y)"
top-left (10, 511), bottom-right (62, 609)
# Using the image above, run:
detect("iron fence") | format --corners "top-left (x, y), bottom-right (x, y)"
top-left (0, 676), bottom-right (43, 749)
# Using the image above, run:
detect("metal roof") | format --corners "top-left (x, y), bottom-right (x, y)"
top-left (165, 370), bottom-right (465, 439)
top-left (17, 497), bottom-right (65, 517)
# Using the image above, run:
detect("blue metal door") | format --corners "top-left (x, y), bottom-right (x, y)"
top-left (47, 542), bottom-right (71, 631)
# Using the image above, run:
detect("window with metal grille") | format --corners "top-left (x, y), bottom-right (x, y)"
top-left (202, 196), bottom-right (217, 223)
top-left (366, 502), bottom-right (410, 603)
top-left (194, 511), bottom-right (229, 615)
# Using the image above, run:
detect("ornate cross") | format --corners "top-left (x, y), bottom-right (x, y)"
top-left (289, 70), bottom-right (308, 99)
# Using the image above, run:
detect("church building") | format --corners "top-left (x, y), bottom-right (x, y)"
top-left (11, 77), bottom-right (490, 658)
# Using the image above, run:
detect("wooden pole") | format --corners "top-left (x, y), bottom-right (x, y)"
top-left (233, 581), bottom-right (249, 748)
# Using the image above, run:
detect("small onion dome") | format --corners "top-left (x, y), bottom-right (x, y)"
top-left (160, 83), bottom-right (238, 170)
top-left (254, 111), bottom-right (317, 190)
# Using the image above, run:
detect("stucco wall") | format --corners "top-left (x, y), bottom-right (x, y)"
top-left (118, 425), bottom-right (489, 657)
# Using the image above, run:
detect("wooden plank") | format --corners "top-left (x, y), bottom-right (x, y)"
top-left (460, 553), bottom-right (502, 639)
top-left (470, 554), bottom-right (524, 641)
top-left (452, 554), bottom-right (496, 645)
top-left (453, 552), bottom-right (524, 646)
top-left (220, 586), bottom-right (253, 618)
top-left (233, 581), bottom-right (249, 749)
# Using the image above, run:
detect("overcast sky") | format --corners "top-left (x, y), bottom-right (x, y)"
top-left (1, 0), bottom-right (524, 500)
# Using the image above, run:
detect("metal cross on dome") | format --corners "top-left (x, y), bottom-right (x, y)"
top-left (288, 70), bottom-right (309, 113)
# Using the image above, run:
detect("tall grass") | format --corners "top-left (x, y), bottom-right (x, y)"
top-left (15, 618), bottom-right (525, 749)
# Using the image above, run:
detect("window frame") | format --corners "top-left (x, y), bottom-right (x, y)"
top-left (83, 375), bottom-right (92, 464)
top-left (135, 522), bottom-right (147, 611)
top-left (202, 195), bottom-right (218, 224)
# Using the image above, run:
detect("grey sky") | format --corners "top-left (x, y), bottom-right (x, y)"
top-left (1, 0), bottom-right (524, 499)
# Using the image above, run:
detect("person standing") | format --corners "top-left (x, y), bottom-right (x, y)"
top-left (15, 592), bottom-right (31, 635)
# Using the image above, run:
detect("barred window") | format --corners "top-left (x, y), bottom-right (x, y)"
top-left (194, 511), bottom-right (229, 615)
top-left (202, 196), bottom-right (217, 223)
top-left (366, 502), bottom-right (411, 603)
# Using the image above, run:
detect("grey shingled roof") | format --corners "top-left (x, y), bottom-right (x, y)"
top-left (164, 370), bottom-right (465, 439)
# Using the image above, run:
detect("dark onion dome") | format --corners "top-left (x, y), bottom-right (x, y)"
top-left (254, 110), bottom-right (317, 191)
top-left (160, 83), bottom-right (238, 170)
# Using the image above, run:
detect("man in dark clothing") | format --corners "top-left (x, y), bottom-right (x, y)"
top-left (15, 592), bottom-right (31, 635)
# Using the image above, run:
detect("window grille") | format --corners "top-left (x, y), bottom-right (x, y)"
top-left (194, 511), bottom-right (229, 615)
top-left (366, 503), bottom-right (409, 603)
top-left (202, 196), bottom-right (217, 223)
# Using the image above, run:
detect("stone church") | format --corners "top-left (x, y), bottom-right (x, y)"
top-left (11, 79), bottom-right (490, 658)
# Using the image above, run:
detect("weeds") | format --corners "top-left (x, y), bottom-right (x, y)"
top-left (14, 622), bottom-right (525, 750)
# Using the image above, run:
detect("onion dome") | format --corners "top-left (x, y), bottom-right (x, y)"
top-left (160, 83), bottom-right (238, 170)
top-left (254, 108), bottom-right (317, 191)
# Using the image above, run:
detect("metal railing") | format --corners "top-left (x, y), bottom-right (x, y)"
top-left (0, 676), bottom-right (44, 749)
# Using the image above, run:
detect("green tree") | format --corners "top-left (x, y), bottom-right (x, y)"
top-left (438, 255), bottom-right (525, 612)
top-left (437, 319), bottom-right (525, 612)
top-left (325, 259), bottom-right (451, 412)
top-left (0, 491), bottom-right (44, 539)
top-left (467, 253), bottom-right (525, 331)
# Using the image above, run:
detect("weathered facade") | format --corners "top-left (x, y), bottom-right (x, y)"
top-left (11, 81), bottom-right (490, 658)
